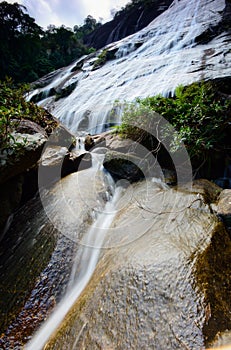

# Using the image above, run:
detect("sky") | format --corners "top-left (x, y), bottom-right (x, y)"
top-left (5, 0), bottom-right (130, 29)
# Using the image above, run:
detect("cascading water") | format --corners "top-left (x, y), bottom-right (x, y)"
top-left (8, 0), bottom-right (230, 347)
top-left (26, 184), bottom-right (123, 350)
top-left (24, 147), bottom-right (124, 350)
top-left (29, 0), bottom-right (230, 134)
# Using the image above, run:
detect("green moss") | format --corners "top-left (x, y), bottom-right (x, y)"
top-left (92, 49), bottom-right (108, 70)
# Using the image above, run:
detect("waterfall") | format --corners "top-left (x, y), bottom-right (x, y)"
top-left (29, 0), bottom-right (229, 134)
top-left (3, 1), bottom-right (231, 347)
top-left (26, 180), bottom-right (123, 350)
top-left (25, 148), bottom-right (124, 349)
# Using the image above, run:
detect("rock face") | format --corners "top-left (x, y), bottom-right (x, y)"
top-left (44, 180), bottom-right (231, 350)
top-left (31, 0), bottom-right (231, 137)
top-left (103, 150), bottom-right (149, 182)
top-left (0, 167), bottom-right (111, 347)
top-left (0, 119), bottom-right (77, 233)
top-left (39, 145), bottom-right (92, 185)
top-left (84, 0), bottom-right (173, 50)
top-left (0, 131), bottom-right (47, 233)
top-left (217, 189), bottom-right (231, 231)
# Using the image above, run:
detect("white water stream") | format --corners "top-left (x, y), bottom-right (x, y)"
top-left (26, 179), bottom-right (122, 350)
top-left (25, 0), bottom-right (231, 347)
top-left (28, 0), bottom-right (230, 134)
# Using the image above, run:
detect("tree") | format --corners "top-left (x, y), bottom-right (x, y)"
top-left (0, 1), bottom-right (43, 82)
top-left (0, 2), bottom-right (101, 83)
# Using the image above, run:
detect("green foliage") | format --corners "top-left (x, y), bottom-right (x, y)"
top-left (0, 2), bottom-right (101, 84)
top-left (0, 78), bottom-right (57, 150)
top-left (118, 81), bottom-right (231, 160)
top-left (92, 49), bottom-right (108, 70)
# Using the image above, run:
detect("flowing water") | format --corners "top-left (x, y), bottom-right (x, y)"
top-left (26, 183), bottom-right (123, 350)
top-left (2, 0), bottom-right (231, 348)
top-left (28, 0), bottom-right (230, 134)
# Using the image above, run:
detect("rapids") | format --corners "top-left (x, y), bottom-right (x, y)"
top-left (1, 0), bottom-right (231, 348)
top-left (28, 0), bottom-right (231, 134)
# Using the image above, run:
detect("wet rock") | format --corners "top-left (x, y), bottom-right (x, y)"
top-left (62, 150), bottom-right (92, 176)
top-left (0, 175), bottom-right (24, 232)
top-left (103, 150), bottom-right (149, 182)
top-left (30, 67), bottom-right (65, 89)
top-left (40, 146), bottom-right (69, 168)
top-left (180, 179), bottom-right (222, 204)
top-left (0, 167), bottom-right (111, 345)
top-left (0, 115), bottom-right (86, 233)
top-left (0, 132), bottom-right (47, 185)
top-left (105, 133), bottom-right (136, 153)
top-left (48, 123), bottom-right (76, 150)
top-left (84, 135), bottom-right (95, 151)
top-left (39, 145), bottom-right (92, 185)
top-left (217, 189), bottom-right (231, 230)
top-left (45, 181), bottom-right (231, 349)
top-left (91, 134), bottom-right (106, 148)
top-left (15, 120), bottom-right (47, 136)
top-left (0, 132), bottom-right (47, 232)
top-left (0, 195), bottom-right (58, 335)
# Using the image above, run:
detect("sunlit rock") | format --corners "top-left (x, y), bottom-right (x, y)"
top-left (44, 180), bottom-right (231, 349)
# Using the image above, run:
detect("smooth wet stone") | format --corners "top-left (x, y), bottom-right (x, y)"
top-left (45, 181), bottom-right (231, 350)
top-left (39, 145), bottom-right (92, 185)
top-left (0, 167), bottom-right (112, 347)
top-left (217, 189), bottom-right (231, 229)
top-left (103, 150), bottom-right (149, 182)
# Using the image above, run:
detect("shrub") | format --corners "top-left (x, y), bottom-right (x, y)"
top-left (92, 49), bottom-right (108, 70)
top-left (0, 78), bottom-right (57, 150)
top-left (118, 81), bottom-right (231, 162)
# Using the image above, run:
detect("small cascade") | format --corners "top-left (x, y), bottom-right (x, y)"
top-left (75, 136), bottom-right (86, 151)
top-left (25, 181), bottom-right (123, 350)
top-left (115, 42), bottom-right (137, 59)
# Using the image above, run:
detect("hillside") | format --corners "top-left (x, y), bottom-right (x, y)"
top-left (84, 0), bottom-right (173, 49)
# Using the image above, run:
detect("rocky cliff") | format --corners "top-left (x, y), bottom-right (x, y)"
top-left (83, 0), bottom-right (173, 49)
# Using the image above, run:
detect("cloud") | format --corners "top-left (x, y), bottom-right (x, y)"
top-left (5, 0), bottom-right (129, 29)
top-left (21, 0), bottom-right (86, 29)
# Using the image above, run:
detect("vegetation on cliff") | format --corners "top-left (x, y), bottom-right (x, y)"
top-left (0, 79), bottom-right (57, 151)
top-left (117, 80), bottom-right (231, 175)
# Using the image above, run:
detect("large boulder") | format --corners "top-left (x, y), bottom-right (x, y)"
top-left (0, 119), bottom-right (77, 233)
top-left (217, 189), bottom-right (231, 231)
top-left (15, 119), bottom-right (48, 136)
top-left (103, 150), bottom-right (150, 182)
top-left (44, 180), bottom-right (231, 350)
top-left (39, 145), bottom-right (92, 185)
top-left (48, 123), bottom-right (76, 150)
top-left (0, 132), bottom-right (47, 185)
top-left (0, 166), bottom-right (111, 347)
top-left (0, 132), bottom-right (47, 232)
